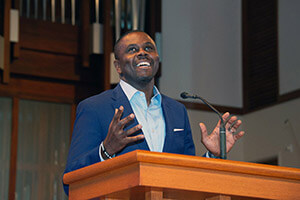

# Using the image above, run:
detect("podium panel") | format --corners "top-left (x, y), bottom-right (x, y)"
top-left (64, 150), bottom-right (300, 200)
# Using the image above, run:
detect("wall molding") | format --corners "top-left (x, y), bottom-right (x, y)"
top-left (178, 100), bottom-right (244, 115)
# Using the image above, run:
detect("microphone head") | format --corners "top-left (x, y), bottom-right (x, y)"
top-left (180, 92), bottom-right (189, 99)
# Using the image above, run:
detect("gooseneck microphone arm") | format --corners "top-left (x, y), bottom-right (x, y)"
top-left (180, 92), bottom-right (227, 159)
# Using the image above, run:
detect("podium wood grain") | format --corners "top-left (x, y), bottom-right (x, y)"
top-left (64, 150), bottom-right (300, 200)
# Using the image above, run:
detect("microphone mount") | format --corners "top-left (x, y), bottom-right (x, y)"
top-left (180, 92), bottom-right (227, 159)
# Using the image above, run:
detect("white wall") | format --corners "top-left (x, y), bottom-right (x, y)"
top-left (161, 0), bottom-right (243, 108)
top-left (161, 0), bottom-right (244, 160)
top-left (160, 0), bottom-right (300, 168)
top-left (186, 98), bottom-right (300, 168)
top-left (279, 0), bottom-right (300, 95)
top-left (242, 98), bottom-right (300, 168)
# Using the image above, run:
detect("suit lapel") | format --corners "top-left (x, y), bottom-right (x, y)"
top-left (111, 84), bottom-right (150, 151)
top-left (161, 96), bottom-right (173, 152)
top-left (111, 84), bottom-right (133, 119)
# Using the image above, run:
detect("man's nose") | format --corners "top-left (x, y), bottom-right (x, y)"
top-left (137, 49), bottom-right (148, 58)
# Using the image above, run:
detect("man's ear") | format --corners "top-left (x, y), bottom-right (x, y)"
top-left (114, 60), bottom-right (122, 75)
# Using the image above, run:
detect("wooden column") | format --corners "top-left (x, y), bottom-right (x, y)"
top-left (145, 187), bottom-right (163, 200)
top-left (2, 0), bottom-right (11, 83)
top-left (80, 0), bottom-right (90, 68)
top-left (13, 0), bottom-right (20, 58)
top-left (8, 97), bottom-right (19, 200)
top-left (103, 0), bottom-right (113, 90)
top-left (149, 0), bottom-right (161, 38)
top-left (206, 195), bottom-right (231, 200)
top-left (70, 103), bottom-right (77, 141)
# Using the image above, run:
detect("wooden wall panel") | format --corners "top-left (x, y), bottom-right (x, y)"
top-left (11, 49), bottom-right (80, 81)
top-left (19, 18), bottom-right (79, 55)
top-left (0, 77), bottom-right (76, 103)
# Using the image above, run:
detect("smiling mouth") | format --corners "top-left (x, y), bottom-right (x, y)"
top-left (136, 61), bottom-right (151, 68)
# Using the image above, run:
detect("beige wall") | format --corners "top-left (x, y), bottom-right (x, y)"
top-left (187, 98), bottom-right (300, 168)
top-left (242, 98), bottom-right (300, 168)
top-left (161, 0), bottom-right (243, 108)
top-left (279, 0), bottom-right (300, 95)
top-left (161, 0), bottom-right (300, 168)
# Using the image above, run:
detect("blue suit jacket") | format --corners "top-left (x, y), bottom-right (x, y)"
top-left (63, 84), bottom-right (195, 194)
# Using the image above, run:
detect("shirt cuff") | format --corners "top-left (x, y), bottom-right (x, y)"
top-left (205, 151), bottom-right (221, 159)
top-left (99, 143), bottom-right (105, 161)
top-left (99, 142), bottom-right (115, 161)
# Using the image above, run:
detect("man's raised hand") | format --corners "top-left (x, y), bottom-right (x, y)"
top-left (103, 106), bottom-right (144, 158)
top-left (200, 112), bottom-right (245, 157)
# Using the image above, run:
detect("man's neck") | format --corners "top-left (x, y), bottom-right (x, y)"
top-left (122, 78), bottom-right (154, 106)
top-left (140, 82), bottom-right (154, 106)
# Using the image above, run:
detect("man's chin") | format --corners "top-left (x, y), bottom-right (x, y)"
top-left (123, 74), bottom-right (155, 87)
top-left (137, 76), bottom-right (153, 84)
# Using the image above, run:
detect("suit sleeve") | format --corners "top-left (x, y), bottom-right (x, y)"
top-left (183, 107), bottom-right (196, 156)
top-left (63, 101), bottom-right (105, 195)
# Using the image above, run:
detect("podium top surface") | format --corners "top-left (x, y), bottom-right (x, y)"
top-left (64, 150), bottom-right (300, 185)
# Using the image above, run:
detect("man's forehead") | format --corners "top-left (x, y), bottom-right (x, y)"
top-left (120, 32), bottom-right (154, 45)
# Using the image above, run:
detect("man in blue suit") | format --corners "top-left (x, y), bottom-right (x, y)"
top-left (63, 31), bottom-right (244, 195)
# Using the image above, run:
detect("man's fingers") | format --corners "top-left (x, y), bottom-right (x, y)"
top-left (225, 115), bottom-right (236, 125)
top-left (228, 119), bottom-right (242, 133)
top-left (224, 114), bottom-right (237, 129)
top-left (222, 112), bottom-right (230, 121)
top-left (112, 106), bottom-right (124, 123)
top-left (233, 120), bottom-right (242, 129)
top-left (224, 114), bottom-right (234, 125)
top-left (223, 112), bottom-right (243, 133)
top-left (227, 118), bottom-right (237, 130)
top-left (216, 112), bottom-right (230, 128)
top-left (234, 131), bottom-right (245, 140)
top-left (125, 124), bottom-right (143, 136)
top-left (199, 123), bottom-right (208, 140)
top-left (118, 113), bottom-right (135, 128)
top-left (125, 134), bottom-right (145, 143)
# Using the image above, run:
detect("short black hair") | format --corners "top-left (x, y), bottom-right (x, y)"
top-left (113, 30), bottom-right (153, 60)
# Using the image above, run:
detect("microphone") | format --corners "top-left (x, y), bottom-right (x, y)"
top-left (180, 92), bottom-right (227, 159)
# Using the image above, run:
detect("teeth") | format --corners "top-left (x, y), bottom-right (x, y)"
top-left (137, 62), bottom-right (150, 67)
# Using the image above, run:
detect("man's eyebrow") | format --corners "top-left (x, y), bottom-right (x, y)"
top-left (144, 42), bottom-right (154, 46)
top-left (125, 42), bottom-right (154, 49)
top-left (126, 44), bottom-right (138, 48)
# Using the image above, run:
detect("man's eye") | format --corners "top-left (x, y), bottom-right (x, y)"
top-left (145, 46), bottom-right (154, 51)
top-left (128, 47), bottom-right (137, 53)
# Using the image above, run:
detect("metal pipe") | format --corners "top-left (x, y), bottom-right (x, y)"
top-left (61, 0), bottom-right (65, 23)
top-left (34, 0), bottom-right (38, 19)
top-left (26, 0), bottom-right (30, 18)
top-left (95, 0), bottom-right (99, 23)
top-left (131, 0), bottom-right (139, 30)
top-left (51, 0), bottom-right (55, 22)
top-left (20, 0), bottom-right (23, 17)
top-left (43, 0), bottom-right (46, 20)
top-left (139, 0), bottom-right (145, 31)
top-left (71, 0), bottom-right (75, 25)
top-left (115, 0), bottom-right (121, 41)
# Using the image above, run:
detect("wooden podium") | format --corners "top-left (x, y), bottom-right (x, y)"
top-left (63, 150), bottom-right (300, 200)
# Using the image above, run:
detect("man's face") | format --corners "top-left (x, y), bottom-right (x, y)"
top-left (114, 32), bottom-right (159, 87)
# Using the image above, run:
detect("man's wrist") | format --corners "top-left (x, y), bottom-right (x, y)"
top-left (100, 142), bottom-right (115, 160)
top-left (207, 151), bottom-right (221, 159)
